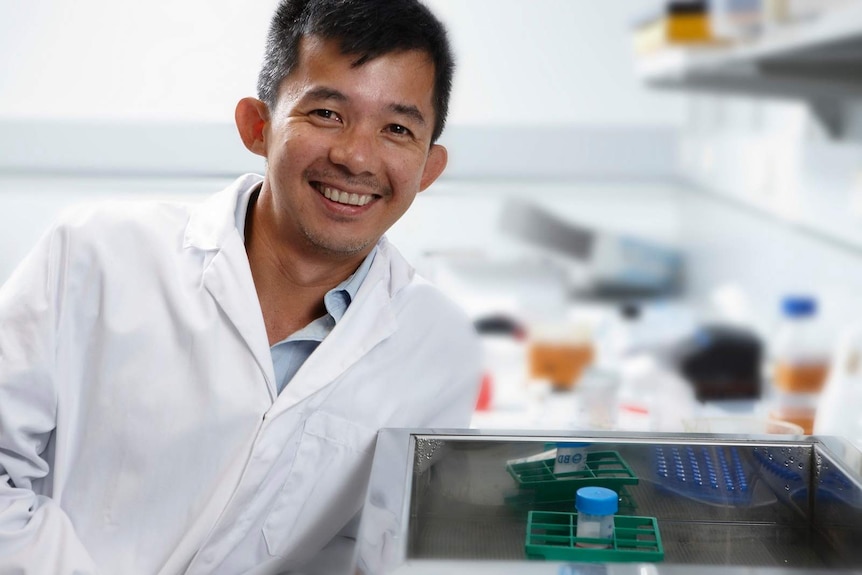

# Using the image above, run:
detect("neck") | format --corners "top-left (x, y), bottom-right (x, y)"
top-left (244, 187), bottom-right (370, 345)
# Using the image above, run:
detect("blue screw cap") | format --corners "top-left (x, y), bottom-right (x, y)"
top-left (782, 296), bottom-right (816, 317)
top-left (576, 486), bottom-right (618, 515)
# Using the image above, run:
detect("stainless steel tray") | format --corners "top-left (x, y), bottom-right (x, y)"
top-left (354, 429), bottom-right (862, 574)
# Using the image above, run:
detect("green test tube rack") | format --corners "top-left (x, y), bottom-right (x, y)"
top-left (525, 511), bottom-right (664, 562)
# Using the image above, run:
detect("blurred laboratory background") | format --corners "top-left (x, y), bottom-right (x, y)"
top-left (3, 0), bottom-right (862, 443)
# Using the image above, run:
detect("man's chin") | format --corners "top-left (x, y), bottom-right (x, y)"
top-left (302, 232), bottom-right (375, 259)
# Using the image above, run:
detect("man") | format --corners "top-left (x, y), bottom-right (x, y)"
top-left (0, 0), bottom-right (481, 573)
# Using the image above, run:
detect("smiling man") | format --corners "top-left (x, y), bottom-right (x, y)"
top-left (238, 30), bottom-right (449, 347)
top-left (0, 1), bottom-right (482, 574)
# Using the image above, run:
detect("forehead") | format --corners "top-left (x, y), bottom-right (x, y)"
top-left (281, 36), bottom-right (437, 114)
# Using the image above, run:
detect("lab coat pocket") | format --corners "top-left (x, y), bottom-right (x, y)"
top-left (262, 410), bottom-right (378, 560)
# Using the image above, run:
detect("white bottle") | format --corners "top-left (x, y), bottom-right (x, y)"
top-left (814, 325), bottom-right (862, 448)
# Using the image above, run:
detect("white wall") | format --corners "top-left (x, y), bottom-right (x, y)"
top-left (0, 0), bottom-right (684, 128)
top-left (0, 0), bottom-right (277, 123)
top-left (678, 182), bottom-right (862, 346)
top-left (430, 0), bottom-right (682, 127)
top-left (676, 94), bottom-right (862, 341)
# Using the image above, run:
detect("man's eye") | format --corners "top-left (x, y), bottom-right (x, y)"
top-left (387, 124), bottom-right (411, 136)
top-left (313, 109), bottom-right (339, 121)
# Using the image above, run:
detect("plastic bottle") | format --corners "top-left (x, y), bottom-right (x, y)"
top-left (575, 486), bottom-right (618, 549)
top-left (814, 324), bottom-right (862, 448)
top-left (768, 295), bottom-right (829, 434)
top-left (603, 303), bottom-right (642, 367)
top-left (597, 303), bottom-right (651, 431)
top-left (615, 353), bottom-right (696, 433)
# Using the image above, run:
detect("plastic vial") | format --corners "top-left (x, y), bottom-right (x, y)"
top-left (575, 486), bottom-right (618, 548)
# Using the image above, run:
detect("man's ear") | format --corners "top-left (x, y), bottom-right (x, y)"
top-left (418, 144), bottom-right (448, 192)
top-left (235, 97), bottom-right (270, 157)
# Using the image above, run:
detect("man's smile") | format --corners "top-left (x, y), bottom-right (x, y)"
top-left (312, 181), bottom-right (379, 207)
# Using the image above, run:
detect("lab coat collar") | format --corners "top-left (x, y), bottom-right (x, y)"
top-left (184, 173), bottom-right (263, 251)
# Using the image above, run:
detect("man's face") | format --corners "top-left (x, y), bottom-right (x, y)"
top-left (259, 35), bottom-right (446, 258)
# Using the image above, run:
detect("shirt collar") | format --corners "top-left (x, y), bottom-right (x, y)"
top-left (324, 247), bottom-right (377, 322)
top-left (235, 183), bottom-right (377, 324)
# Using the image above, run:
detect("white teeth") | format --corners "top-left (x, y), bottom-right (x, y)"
top-left (320, 185), bottom-right (372, 207)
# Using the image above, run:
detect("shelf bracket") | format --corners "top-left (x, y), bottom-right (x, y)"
top-left (808, 99), bottom-right (844, 139)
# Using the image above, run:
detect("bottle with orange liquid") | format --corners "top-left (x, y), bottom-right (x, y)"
top-left (768, 296), bottom-right (829, 434)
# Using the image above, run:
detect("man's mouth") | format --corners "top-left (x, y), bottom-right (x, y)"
top-left (314, 183), bottom-right (375, 207)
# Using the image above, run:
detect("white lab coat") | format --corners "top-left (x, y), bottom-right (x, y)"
top-left (0, 174), bottom-right (482, 574)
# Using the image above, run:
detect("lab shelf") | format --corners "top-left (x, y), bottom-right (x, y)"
top-left (635, 2), bottom-right (862, 136)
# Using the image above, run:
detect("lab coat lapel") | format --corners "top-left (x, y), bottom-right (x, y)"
top-left (186, 175), bottom-right (277, 397)
top-left (201, 234), bottom-right (276, 396)
top-left (273, 246), bottom-right (401, 413)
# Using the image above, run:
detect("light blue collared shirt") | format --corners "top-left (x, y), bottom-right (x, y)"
top-left (237, 187), bottom-right (377, 394)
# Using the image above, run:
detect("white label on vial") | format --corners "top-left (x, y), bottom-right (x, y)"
top-left (576, 515), bottom-right (614, 549)
top-left (554, 447), bottom-right (587, 474)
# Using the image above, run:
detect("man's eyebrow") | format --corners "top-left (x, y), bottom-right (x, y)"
top-left (389, 103), bottom-right (426, 126)
top-left (303, 87), bottom-right (348, 102)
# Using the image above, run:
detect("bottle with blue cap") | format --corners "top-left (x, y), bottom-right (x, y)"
top-left (575, 486), bottom-right (618, 548)
top-left (769, 295), bottom-right (830, 433)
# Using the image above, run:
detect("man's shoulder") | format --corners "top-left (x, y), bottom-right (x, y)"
top-left (375, 239), bottom-right (473, 329)
top-left (52, 196), bottom-right (196, 240)
top-left (393, 273), bottom-right (478, 345)
top-left (47, 174), bottom-right (257, 243)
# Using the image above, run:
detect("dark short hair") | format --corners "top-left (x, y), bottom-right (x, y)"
top-left (257, 0), bottom-right (455, 144)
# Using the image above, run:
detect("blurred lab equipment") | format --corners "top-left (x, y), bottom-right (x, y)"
top-left (672, 324), bottom-right (764, 401)
top-left (615, 353), bottom-right (697, 433)
top-left (425, 254), bottom-right (570, 322)
top-left (499, 199), bottom-right (683, 298)
top-left (593, 303), bottom-right (645, 369)
top-left (528, 321), bottom-right (594, 391)
top-left (474, 317), bottom-right (529, 416)
top-left (474, 313), bottom-right (527, 339)
top-left (632, 0), bottom-right (715, 55)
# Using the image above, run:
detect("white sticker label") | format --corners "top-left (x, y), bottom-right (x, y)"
top-left (554, 447), bottom-right (587, 474)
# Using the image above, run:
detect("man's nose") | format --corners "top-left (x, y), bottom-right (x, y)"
top-left (328, 125), bottom-right (380, 176)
